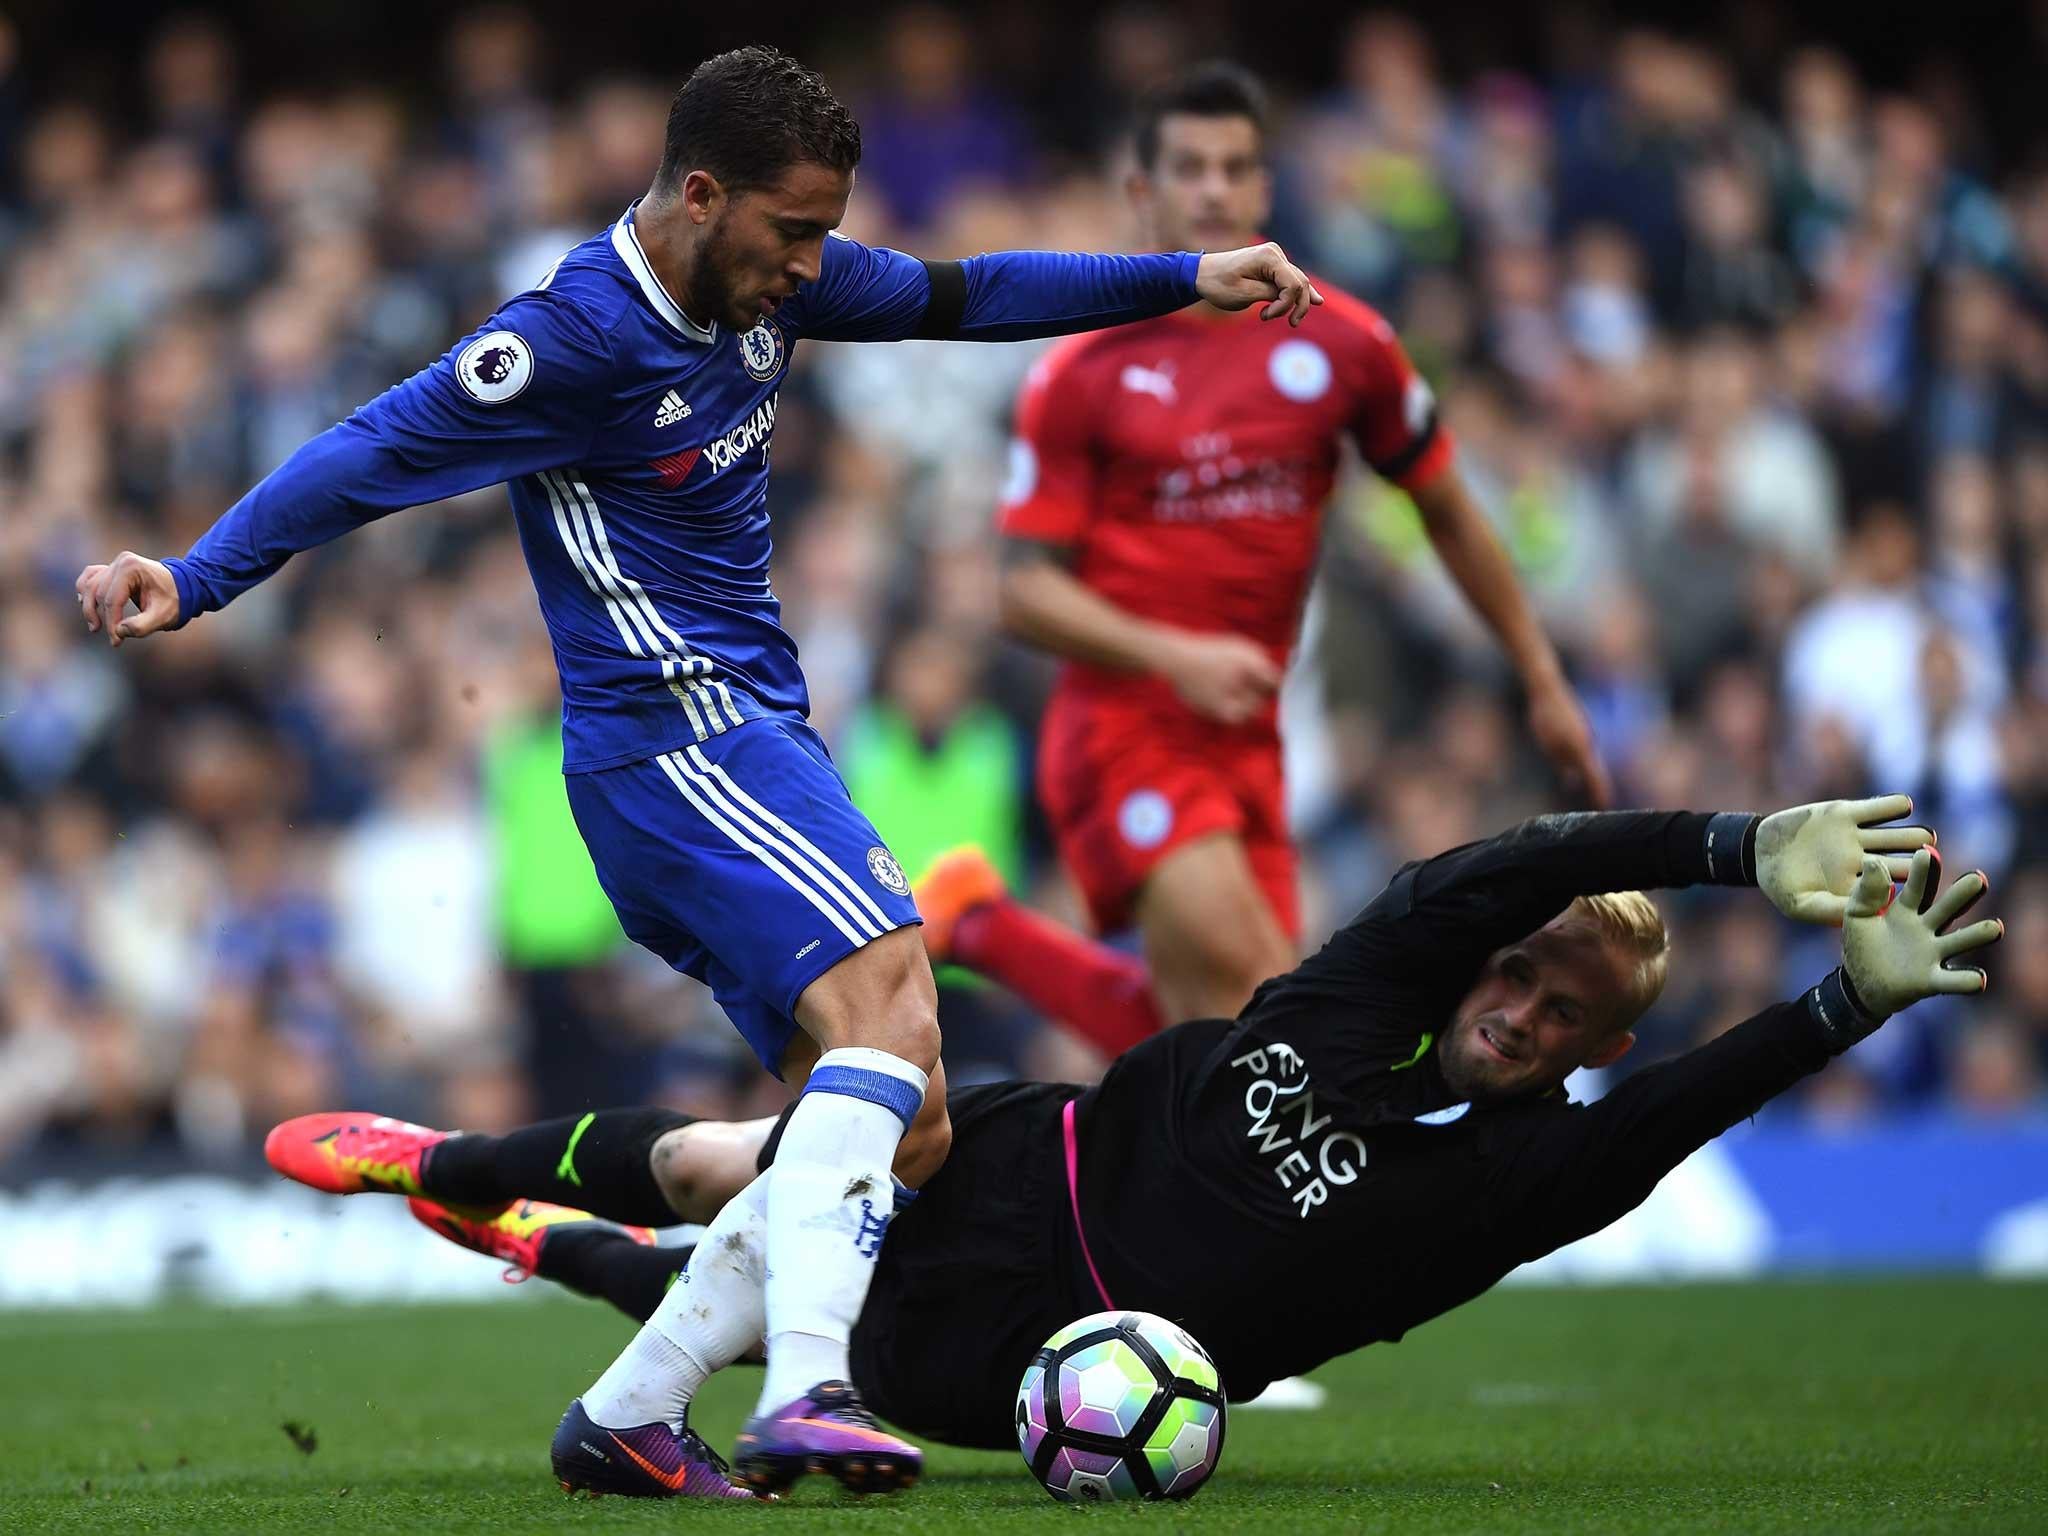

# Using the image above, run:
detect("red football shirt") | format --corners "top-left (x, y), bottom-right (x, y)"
top-left (998, 287), bottom-right (1452, 720)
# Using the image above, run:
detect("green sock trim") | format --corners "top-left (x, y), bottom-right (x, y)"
top-left (555, 1111), bottom-right (597, 1188)
top-left (1391, 1032), bottom-right (1435, 1071)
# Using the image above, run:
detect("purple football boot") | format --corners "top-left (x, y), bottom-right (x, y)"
top-left (550, 1398), bottom-right (758, 1500)
top-left (731, 1379), bottom-right (923, 1495)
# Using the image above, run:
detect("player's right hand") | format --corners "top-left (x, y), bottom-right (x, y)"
top-left (76, 552), bottom-right (181, 646)
top-left (1841, 848), bottom-right (2001, 1020)
top-left (1194, 243), bottom-right (1323, 326)
top-left (1154, 631), bottom-right (1282, 725)
top-left (1755, 794), bottom-right (1934, 925)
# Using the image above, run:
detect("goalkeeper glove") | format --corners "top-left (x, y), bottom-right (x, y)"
top-left (1810, 848), bottom-right (2002, 1051)
top-left (1755, 794), bottom-right (1933, 926)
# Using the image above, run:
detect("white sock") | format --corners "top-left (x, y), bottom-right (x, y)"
top-left (583, 1172), bottom-right (770, 1431)
top-left (757, 1046), bottom-right (927, 1411)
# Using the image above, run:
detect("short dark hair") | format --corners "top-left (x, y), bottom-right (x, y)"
top-left (1133, 61), bottom-right (1269, 171)
top-left (652, 45), bottom-right (861, 198)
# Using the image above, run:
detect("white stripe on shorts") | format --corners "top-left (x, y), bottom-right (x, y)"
top-left (653, 752), bottom-right (873, 949)
top-left (669, 747), bottom-right (887, 941)
top-left (684, 744), bottom-right (896, 932)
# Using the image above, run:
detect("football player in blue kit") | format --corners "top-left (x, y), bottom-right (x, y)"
top-left (75, 44), bottom-right (1323, 1500)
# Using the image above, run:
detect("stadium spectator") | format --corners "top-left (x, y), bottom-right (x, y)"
top-left (855, 5), bottom-right (1031, 232)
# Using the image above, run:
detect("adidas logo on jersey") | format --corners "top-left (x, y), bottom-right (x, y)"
top-left (654, 389), bottom-right (692, 428)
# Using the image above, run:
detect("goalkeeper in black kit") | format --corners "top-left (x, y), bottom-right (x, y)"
top-left (268, 797), bottom-right (2002, 1480)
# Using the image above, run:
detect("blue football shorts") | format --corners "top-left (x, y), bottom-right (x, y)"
top-left (566, 716), bottom-right (922, 1075)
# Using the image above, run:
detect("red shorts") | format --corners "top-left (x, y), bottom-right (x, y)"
top-left (1035, 689), bottom-right (1300, 939)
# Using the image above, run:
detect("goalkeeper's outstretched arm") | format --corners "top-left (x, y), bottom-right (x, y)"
top-left (1496, 844), bottom-right (2000, 1264)
top-left (1253, 797), bottom-right (1934, 1022)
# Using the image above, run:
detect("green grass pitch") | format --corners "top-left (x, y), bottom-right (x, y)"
top-left (6, 1278), bottom-right (2044, 1533)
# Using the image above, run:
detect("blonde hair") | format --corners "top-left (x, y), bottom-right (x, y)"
top-left (1561, 891), bottom-right (1670, 1023)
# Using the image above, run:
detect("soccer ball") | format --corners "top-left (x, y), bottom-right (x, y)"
top-left (1015, 1310), bottom-right (1226, 1502)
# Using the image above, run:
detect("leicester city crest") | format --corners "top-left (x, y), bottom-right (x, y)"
top-left (1117, 788), bottom-right (1174, 850)
top-left (739, 321), bottom-right (786, 381)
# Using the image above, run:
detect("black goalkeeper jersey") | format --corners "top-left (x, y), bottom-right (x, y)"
top-left (1065, 810), bottom-right (1838, 1401)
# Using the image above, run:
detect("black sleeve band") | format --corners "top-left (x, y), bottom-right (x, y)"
top-left (912, 258), bottom-right (968, 340)
top-left (1703, 812), bottom-right (1762, 886)
top-left (1371, 415), bottom-right (1440, 484)
top-left (1806, 967), bottom-right (1884, 1054)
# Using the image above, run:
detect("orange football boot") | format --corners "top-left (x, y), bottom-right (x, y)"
top-left (406, 1195), bottom-right (657, 1283)
top-left (264, 1111), bottom-right (449, 1197)
top-left (912, 846), bottom-right (1009, 964)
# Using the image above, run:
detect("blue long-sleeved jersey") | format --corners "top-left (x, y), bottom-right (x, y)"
top-left (167, 205), bottom-right (1200, 771)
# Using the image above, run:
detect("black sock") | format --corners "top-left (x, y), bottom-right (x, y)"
top-left (422, 1108), bottom-right (694, 1226)
top-left (541, 1228), bottom-right (692, 1324)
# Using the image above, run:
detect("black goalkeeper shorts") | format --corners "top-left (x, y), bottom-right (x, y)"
top-left (761, 1078), bottom-right (1101, 1451)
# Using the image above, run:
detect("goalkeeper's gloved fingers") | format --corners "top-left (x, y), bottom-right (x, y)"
top-left (1845, 855), bottom-right (1898, 921)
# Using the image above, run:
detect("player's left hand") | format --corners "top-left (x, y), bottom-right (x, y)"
top-left (1194, 243), bottom-right (1323, 325)
top-left (1757, 794), bottom-right (1936, 926)
top-left (1526, 678), bottom-right (1611, 807)
top-left (75, 551), bottom-right (181, 647)
top-left (1840, 847), bottom-right (2001, 1020)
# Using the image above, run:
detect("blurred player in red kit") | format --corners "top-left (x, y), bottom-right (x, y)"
top-left (921, 63), bottom-right (1609, 1057)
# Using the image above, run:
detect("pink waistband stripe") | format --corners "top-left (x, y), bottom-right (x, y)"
top-left (1062, 1097), bottom-right (1115, 1311)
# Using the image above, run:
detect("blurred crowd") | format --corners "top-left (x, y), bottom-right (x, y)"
top-left (3, 5), bottom-right (2047, 1171)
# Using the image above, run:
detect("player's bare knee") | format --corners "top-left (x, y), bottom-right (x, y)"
top-left (648, 1126), bottom-right (702, 1221)
top-left (896, 1002), bottom-right (943, 1075)
top-left (864, 949), bottom-right (943, 1072)
top-left (799, 928), bottom-right (941, 1072)
top-left (836, 982), bottom-right (940, 1072)
top-left (650, 1120), bottom-right (770, 1223)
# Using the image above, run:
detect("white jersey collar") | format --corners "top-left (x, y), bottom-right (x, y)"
top-left (613, 203), bottom-right (717, 345)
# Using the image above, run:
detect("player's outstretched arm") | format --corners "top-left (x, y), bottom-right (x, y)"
top-left (956, 242), bottom-right (1319, 335)
top-left (73, 294), bottom-right (610, 640)
top-left (1499, 848), bottom-right (2000, 1260)
top-left (1257, 797), bottom-right (1928, 1016)
top-left (783, 235), bottom-right (1319, 345)
top-left (1251, 810), bottom-right (1759, 1027)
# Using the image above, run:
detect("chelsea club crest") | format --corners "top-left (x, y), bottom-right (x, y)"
top-left (866, 846), bottom-right (909, 895)
top-left (739, 321), bottom-right (786, 381)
